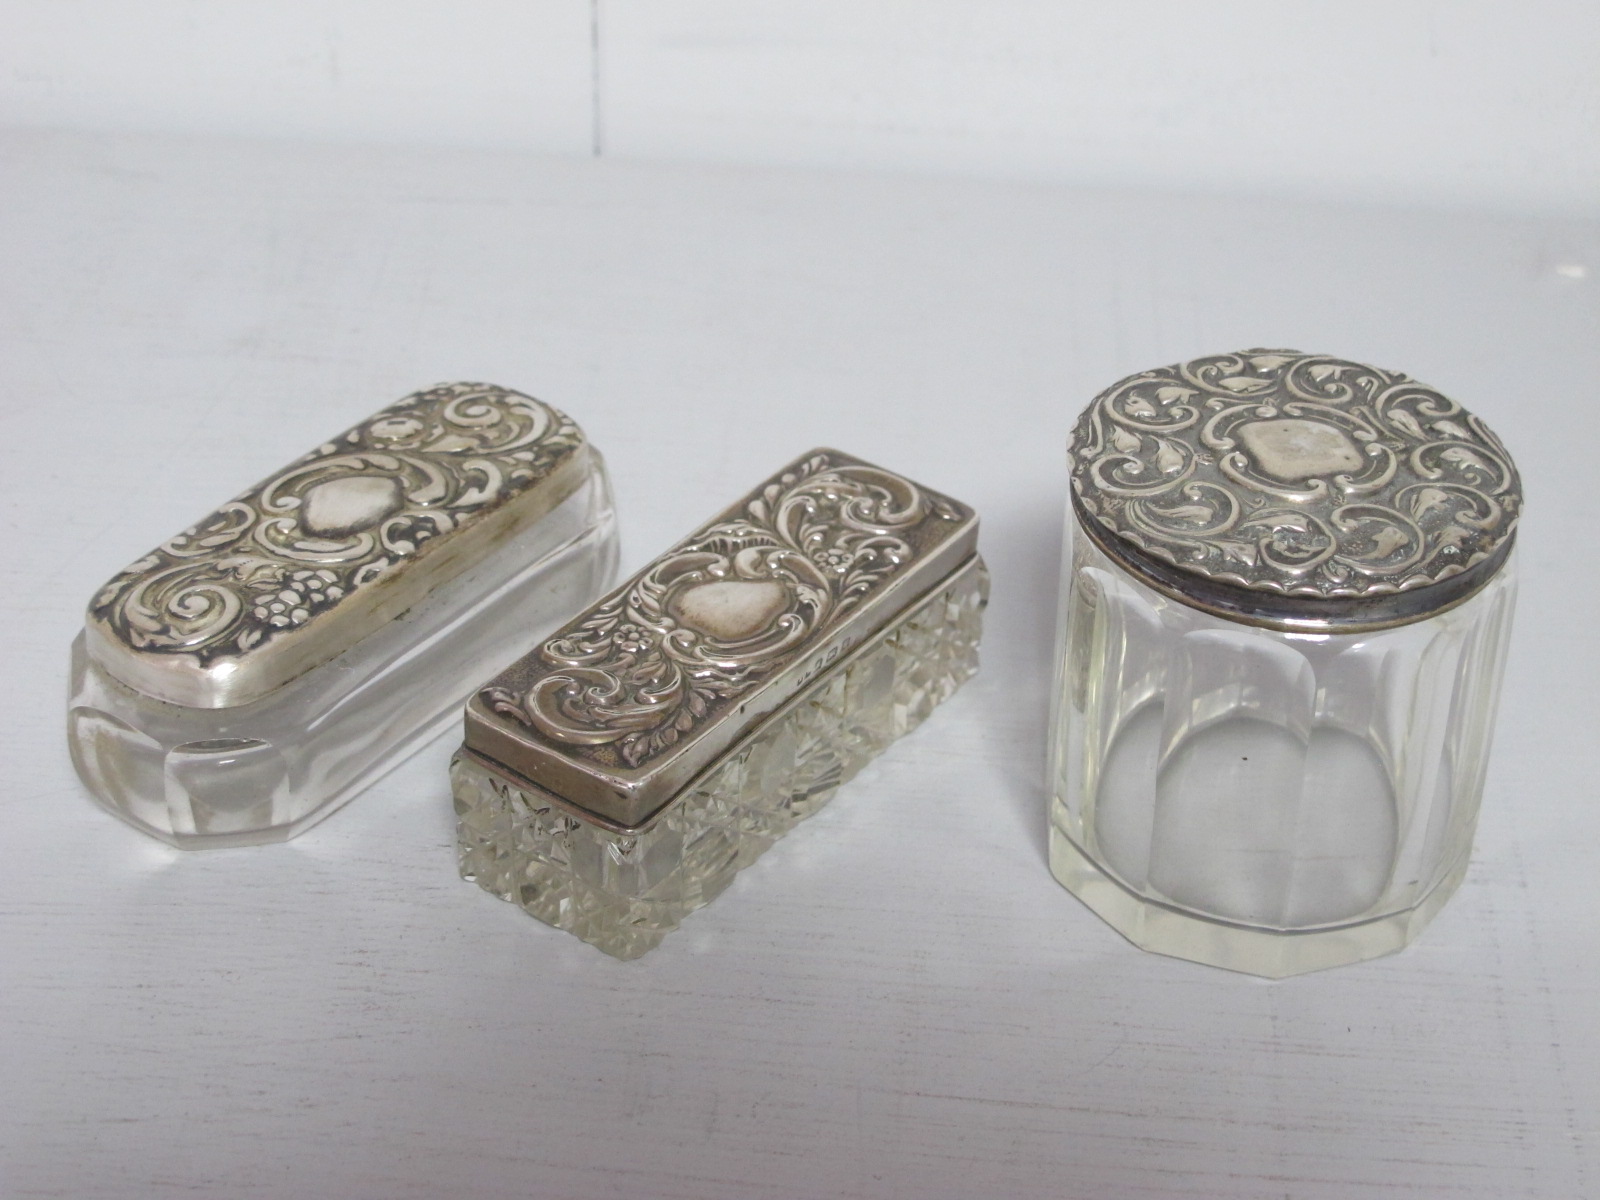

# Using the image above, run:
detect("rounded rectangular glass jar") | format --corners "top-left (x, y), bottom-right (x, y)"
top-left (1048, 520), bottom-right (1517, 977)
top-left (70, 462), bottom-right (617, 847)
top-left (68, 385), bottom-right (619, 848)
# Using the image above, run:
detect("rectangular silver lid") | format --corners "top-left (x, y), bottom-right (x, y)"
top-left (463, 448), bottom-right (979, 828)
top-left (86, 383), bottom-right (591, 709)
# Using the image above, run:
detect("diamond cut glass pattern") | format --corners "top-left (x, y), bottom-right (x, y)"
top-left (453, 561), bottom-right (987, 959)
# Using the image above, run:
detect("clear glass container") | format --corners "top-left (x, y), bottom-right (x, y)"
top-left (452, 449), bottom-right (985, 958)
top-left (1049, 351), bottom-right (1522, 976)
top-left (454, 554), bottom-right (986, 959)
top-left (1050, 530), bottom-right (1516, 976)
top-left (68, 384), bottom-right (619, 848)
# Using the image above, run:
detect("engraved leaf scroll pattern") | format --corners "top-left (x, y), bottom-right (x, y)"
top-left (92, 384), bottom-right (582, 663)
top-left (482, 455), bottom-right (944, 768)
top-left (1070, 350), bottom-right (1521, 597)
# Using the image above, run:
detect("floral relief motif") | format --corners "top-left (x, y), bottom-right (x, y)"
top-left (481, 453), bottom-right (959, 768)
top-left (91, 383), bottom-right (584, 663)
top-left (1070, 350), bottom-right (1522, 598)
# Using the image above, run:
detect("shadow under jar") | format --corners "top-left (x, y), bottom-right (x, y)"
top-left (1049, 350), bottom-right (1521, 977)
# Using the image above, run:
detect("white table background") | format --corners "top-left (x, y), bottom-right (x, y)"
top-left (2, 127), bottom-right (1596, 1199)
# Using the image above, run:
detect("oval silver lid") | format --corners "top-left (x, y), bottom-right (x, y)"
top-left (86, 383), bottom-right (591, 708)
top-left (1068, 350), bottom-right (1522, 632)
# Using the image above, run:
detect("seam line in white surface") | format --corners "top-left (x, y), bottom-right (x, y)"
top-left (590, 0), bottom-right (604, 158)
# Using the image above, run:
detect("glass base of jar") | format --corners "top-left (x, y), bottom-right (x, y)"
top-left (1048, 825), bottom-right (1470, 978)
top-left (68, 465), bottom-right (619, 849)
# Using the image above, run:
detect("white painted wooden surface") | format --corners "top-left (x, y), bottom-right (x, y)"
top-left (599, 0), bottom-right (1600, 214)
top-left (2, 0), bottom-right (595, 154)
top-left (3, 3), bottom-right (1596, 213)
top-left (2, 127), bottom-right (1597, 1199)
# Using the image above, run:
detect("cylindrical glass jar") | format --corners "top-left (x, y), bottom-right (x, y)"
top-left (1048, 351), bottom-right (1521, 977)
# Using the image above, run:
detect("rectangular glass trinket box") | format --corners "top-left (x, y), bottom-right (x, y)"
top-left (452, 448), bottom-right (987, 959)
top-left (69, 383), bottom-right (618, 847)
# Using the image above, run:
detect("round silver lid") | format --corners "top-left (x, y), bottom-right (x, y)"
top-left (1068, 350), bottom-right (1522, 632)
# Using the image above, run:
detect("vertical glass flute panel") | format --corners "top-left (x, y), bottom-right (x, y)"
top-left (71, 467), bottom-right (618, 847)
top-left (1049, 520), bottom-right (1517, 977)
top-left (70, 384), bottom-right (621, 848)
top-left (1050, 350), bottom-right (1522, 976)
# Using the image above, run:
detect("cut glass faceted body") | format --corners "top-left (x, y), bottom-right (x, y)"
top-left (70, 467), bottom-right (618, 847)
top-left (453, 558), bottom-right (987, 959)
top-left (1049, 530), bottom-right (1517, 977)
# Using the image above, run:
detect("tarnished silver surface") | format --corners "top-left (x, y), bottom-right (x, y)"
top-left (1069, 350), bottom-right (1522, 631)
top-left (465, 448), bottom-right (979, 828)
top-left (88, 383), bottom-right (591, 708)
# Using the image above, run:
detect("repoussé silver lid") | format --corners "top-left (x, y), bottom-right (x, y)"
top-left (87, 383), bottom-right (592, 708)
top-left (463, 448), bottom-right (979, 829)
top-left (1068, 350), bottom-right (1522, 632)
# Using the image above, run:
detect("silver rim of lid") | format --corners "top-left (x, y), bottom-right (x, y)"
top-left (1067, 350), bottom-right (1522, 633)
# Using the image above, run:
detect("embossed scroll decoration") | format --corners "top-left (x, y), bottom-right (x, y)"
top-left (482, 453), bottom-right (957, 767)
top-left (92, 383), bottom-right (582, 663)
top-left (1069, 350), bottom-right (1522, 599)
